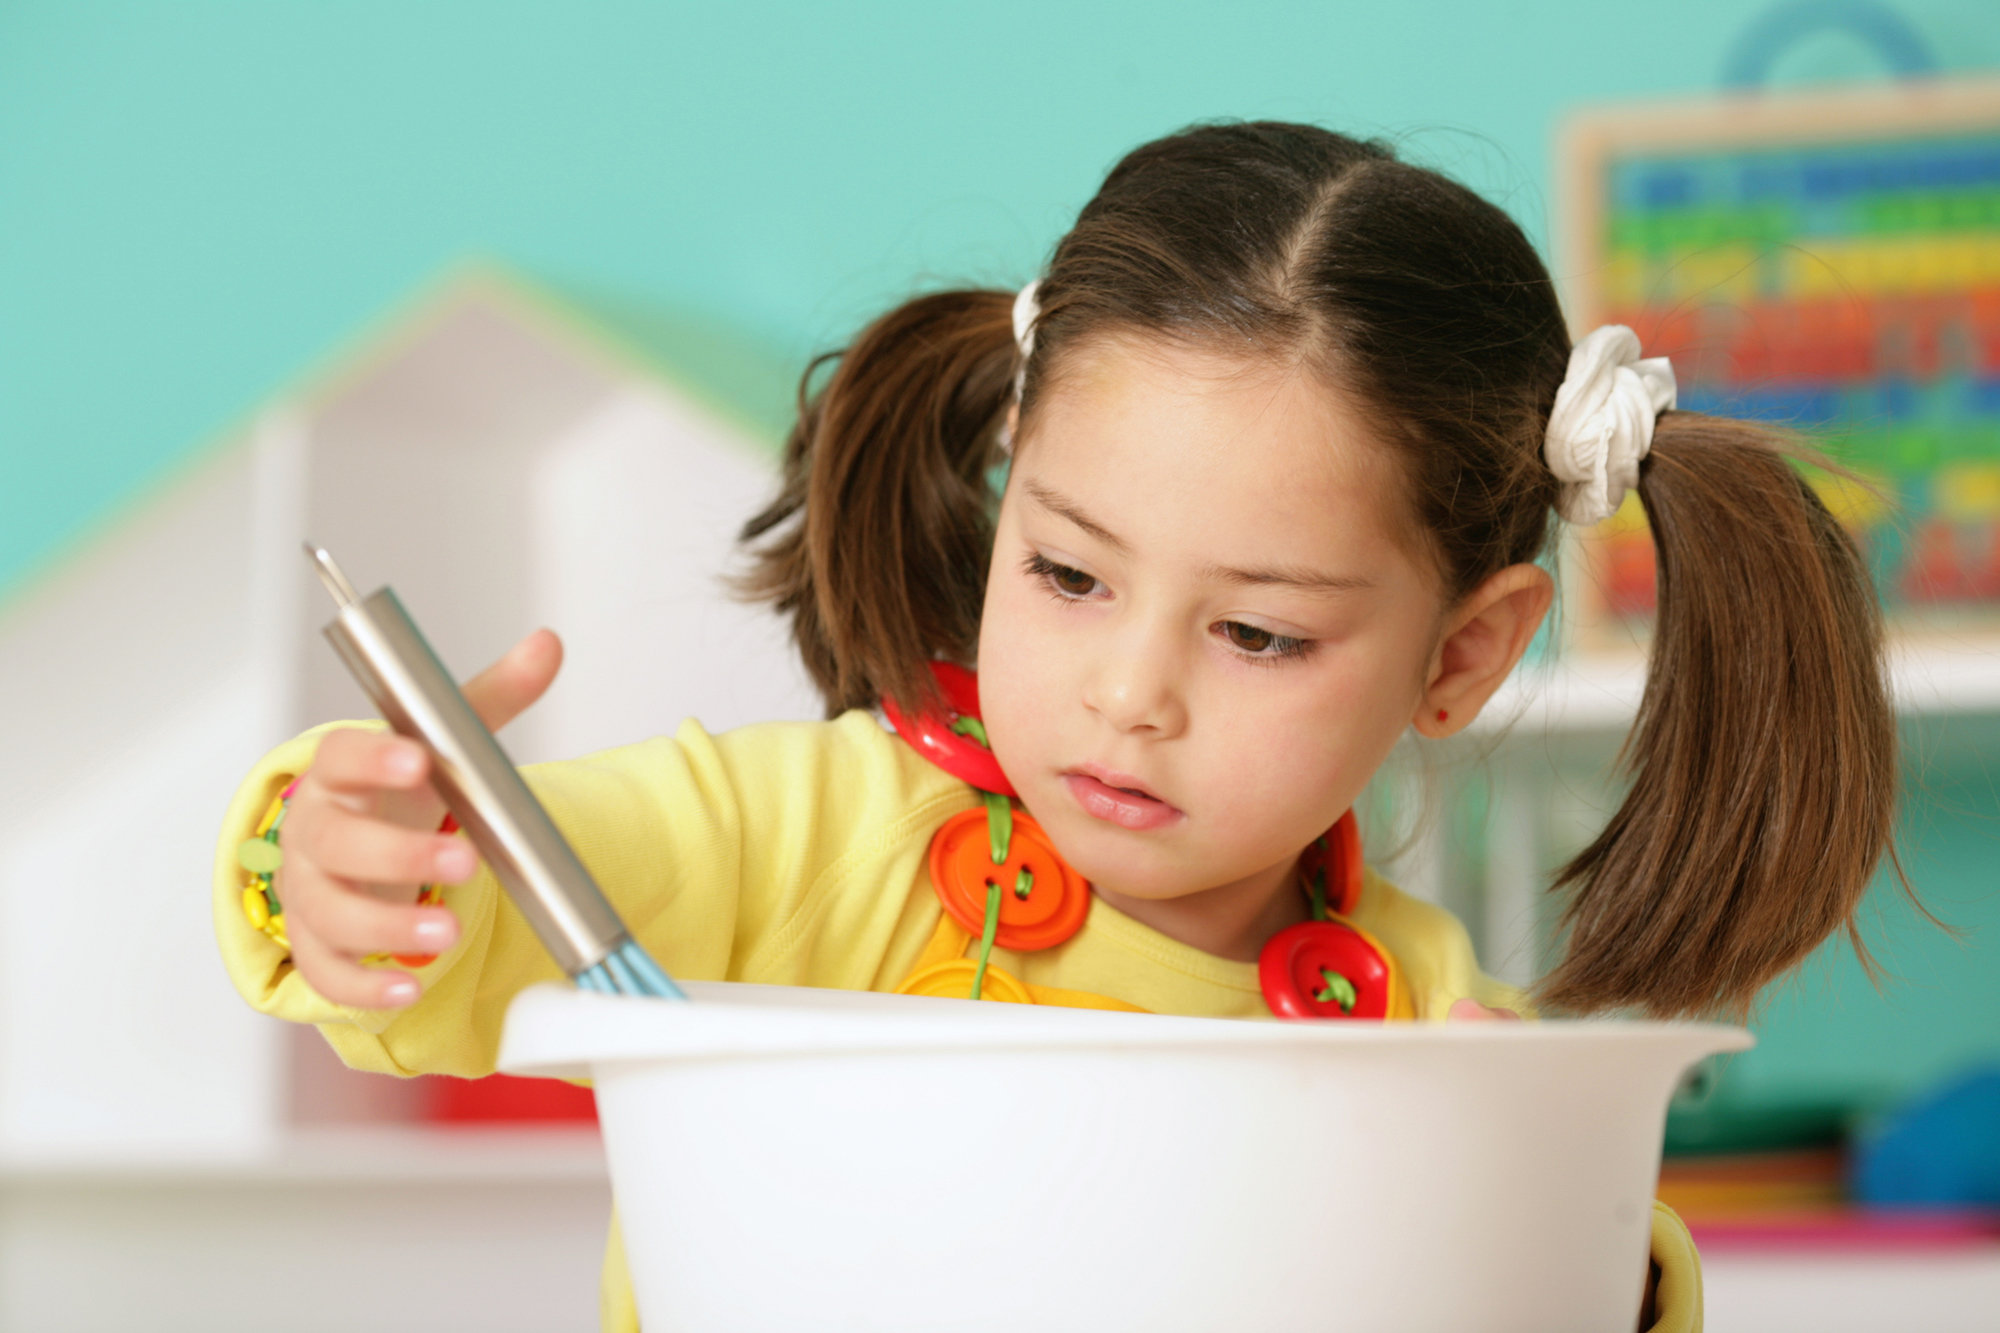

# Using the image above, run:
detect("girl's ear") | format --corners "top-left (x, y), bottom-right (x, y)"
top-left (1411, 564), bottom-right (1553, 737)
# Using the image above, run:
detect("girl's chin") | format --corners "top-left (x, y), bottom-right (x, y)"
top-left (1038, 819), bottom-right (1200, 896)
top-left (1088, 878), bottom-right (1204, 906)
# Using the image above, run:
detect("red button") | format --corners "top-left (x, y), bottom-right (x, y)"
top-left (881, 662), bottom-right (1017, 796)
top-left (1259, 919), bottom-right (1398, 1020)
top-left (1297, 808), bottom-right (1364, 916)
top-left (928, 807), bottom-right (1089, 952)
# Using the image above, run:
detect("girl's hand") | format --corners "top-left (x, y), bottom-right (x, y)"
top-left (272, 629), bottom-right (564, 1010)
top-left (1446, 998), bottom-right (1522, 1021)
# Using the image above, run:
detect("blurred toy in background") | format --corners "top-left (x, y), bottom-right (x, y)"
top-left (1853, 1064), bottom-right (2000, 1210)
top-left (1657, 1063), bottom-right (2000, 1253)
top-left (429, 1072), bottom-right (597, 1125)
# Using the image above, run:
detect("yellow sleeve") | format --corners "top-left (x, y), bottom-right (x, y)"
top-left (1646, 1200), bottom-right (1703, 1333)
top-left (212, 709), bottom-right (971, 1080)
top-left (1346, 868), bottom-right (1533, 1020)
top-left (600, 1212), bottom-right (640, 1333)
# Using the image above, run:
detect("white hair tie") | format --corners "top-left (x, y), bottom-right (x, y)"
top-left (998, 279), bottom-right (1041, 455)
top-left (1012, 279), bottom-right (1041, 392)
top-left (1543, 325), bottom-right (1677, 526)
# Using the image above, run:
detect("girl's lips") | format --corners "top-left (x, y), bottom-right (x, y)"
top-left (1061, 771), bottom-right (1185, 831)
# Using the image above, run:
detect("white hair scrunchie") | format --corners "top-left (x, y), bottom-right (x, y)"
top-left (1011, 279), bottom-right (1041, 395)
top-left (1543, 325), bottom-right (1677, 527)
top-left (1012, 279), bottom-right (1041, 355)
top-left (998, 279), bottom-right (1042, 455)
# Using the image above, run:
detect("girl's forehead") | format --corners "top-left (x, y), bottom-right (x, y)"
top-left (1019, 336), bottom-right (1423, 574)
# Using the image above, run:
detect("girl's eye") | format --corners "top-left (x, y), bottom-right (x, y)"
top-left (1217, 620), bottom-right (1314, 663)
top-left (1023, 552), bottom-right (1102, 599)
top-left (1023, 550), bottom-right (1313, 663)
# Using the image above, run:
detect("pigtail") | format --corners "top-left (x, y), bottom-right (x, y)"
top-left (736, 290), bottom-right (1018, 718)
top-left (1537, 414), bottom-right (1909, 1020)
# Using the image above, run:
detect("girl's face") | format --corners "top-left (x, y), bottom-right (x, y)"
top-left (977, 335), bottom-right (1447, 955)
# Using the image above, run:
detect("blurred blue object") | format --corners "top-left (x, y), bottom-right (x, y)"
top-left (1721, 0), bottom-right (1940, 88)
top-left (1852, 1066), bottom-right (2000, 1208)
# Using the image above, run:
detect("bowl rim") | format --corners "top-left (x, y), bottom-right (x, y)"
top-left (497, 980), bottom-right (1755, 1081)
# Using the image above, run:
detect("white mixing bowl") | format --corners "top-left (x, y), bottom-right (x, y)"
top-left (499, 981), bottom-right (1749, 1333)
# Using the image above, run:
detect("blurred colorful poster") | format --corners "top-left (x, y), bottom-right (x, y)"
top-left (1561, 83), bottom-right (2000, 646)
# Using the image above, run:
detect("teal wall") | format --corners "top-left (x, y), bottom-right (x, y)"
top-left (7, 0), bottom-right (2000, 596)
top-left (3, 2), bottom-right (1997, 1114)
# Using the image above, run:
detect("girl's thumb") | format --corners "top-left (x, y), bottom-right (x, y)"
top-left (462, 628), bottom-right (565, 733)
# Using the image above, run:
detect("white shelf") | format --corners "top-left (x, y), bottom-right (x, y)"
top-left (1, 1128), bottom-right (613, 1333)
top-left (1704, 1248), bottom-right (2000, 1333)
top-left (1428, 634), bottom-right (2000, 980)
top-left (0, 1125), bottom-right (606, 1186)
top-left (1477, 637), bottom-right (2000, 742)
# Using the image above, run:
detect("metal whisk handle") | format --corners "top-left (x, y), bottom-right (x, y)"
top-left (308, 545), bottom-right (630, 977)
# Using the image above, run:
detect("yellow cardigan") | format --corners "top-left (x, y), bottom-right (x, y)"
top-left (213, 709), bottom-right (1700, 1332)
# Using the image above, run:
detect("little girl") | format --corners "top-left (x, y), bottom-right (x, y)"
top-left (215, 122), bottom-right (1900, 1331)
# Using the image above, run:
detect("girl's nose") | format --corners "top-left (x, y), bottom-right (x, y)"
top-left (1082, 632), bottom-right (1188, 738)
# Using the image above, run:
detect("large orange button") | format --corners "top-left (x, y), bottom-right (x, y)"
top-left (928, 808), bottom-right (1090, 952)
top-left (895, 960), bottom-right (1034, 1004)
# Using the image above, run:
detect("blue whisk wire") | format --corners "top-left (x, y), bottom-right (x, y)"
top-left (573, 938), bottom-right (686, 1000)
top-left (603, 947), bottom-right (641, 994)
top-left (617, 940), bottom-right (687, 999)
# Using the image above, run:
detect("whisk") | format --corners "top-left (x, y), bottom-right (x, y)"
top-left (306, 542), bottom-right (685, 1000)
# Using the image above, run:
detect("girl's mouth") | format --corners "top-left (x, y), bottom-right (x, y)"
top-left (1061, 767), bottom-right (1184, 831)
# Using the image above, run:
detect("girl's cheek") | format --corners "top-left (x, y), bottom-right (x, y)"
top-left (975, 595), bottom-right (1034, 742)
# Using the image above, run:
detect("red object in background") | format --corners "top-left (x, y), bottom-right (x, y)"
top-left (1600, 531), bottom-right (1659, 618)
top-left (1973, 525), bottom-right (2000, 600)
top-left (1729, 297), bottom-right (1880, 384)
top-left (1973, 288), bottom-right (2000, 373)
top-left (1612, 305), bottom-right (1705, 369)
top-left (1901, 521), bottom-right (1967, 604)
top-left (429, 1074), bottom-right (598, 1123)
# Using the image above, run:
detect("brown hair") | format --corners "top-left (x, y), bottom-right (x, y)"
top-left (738, 120), bottom-right (1906, 1020)
top-left (737, 291), bottom-right (1015, 717)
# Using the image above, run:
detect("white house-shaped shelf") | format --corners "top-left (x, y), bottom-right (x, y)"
top-left (0, 269), bottom-right (821, 1161)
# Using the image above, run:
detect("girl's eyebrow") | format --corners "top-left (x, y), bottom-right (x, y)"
top-left (1021, 478), bottom-right (1377, 595)
top-left (1201, 560), bottom-right (1378, 595)
top-left (1024, 478), bottom-right (1129, 553)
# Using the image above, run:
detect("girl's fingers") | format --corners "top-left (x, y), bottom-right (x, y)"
top-left (308, 728), bottom-right (430, 801)
top-left (288, 925), bottom-right (424, 1010)
top-left (461, 628), bottom-right (564, 734)
top-left (287, 797), bottom-right (475, 889)
top-left (284, 859), bottom-right (461, 960)
top-left (1446, 997), bottom-right (1522, 1021)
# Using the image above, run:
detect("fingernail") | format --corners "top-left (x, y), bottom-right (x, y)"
top-left (383, 979), bottom-right (420, 1006)
top-left (435, 842), bottom-right (475, 879)
top-left (413, 914), bottom-right (455, 946)
top-left (385, 745), bottom-right (423, 779)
